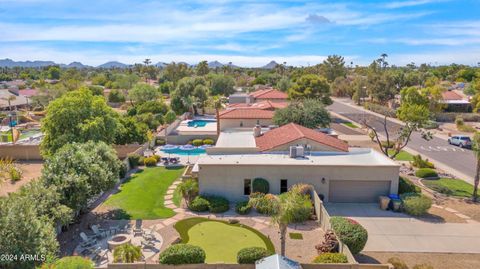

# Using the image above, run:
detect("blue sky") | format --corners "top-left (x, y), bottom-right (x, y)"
top-left (0, 0), bottom-right (479, 67)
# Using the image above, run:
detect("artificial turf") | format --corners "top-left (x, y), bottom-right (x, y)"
top-left (423, 178), bottom-right (474, 198)
top-left (104, 166), bottom-right (185, 219)
top-left (387, 149), bottom-right (414, 161)
top-left (174, 217), bottom-right (275, 263)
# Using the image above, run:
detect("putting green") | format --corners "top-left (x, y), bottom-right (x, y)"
top-left (174, 217), bottom-right (275, 263)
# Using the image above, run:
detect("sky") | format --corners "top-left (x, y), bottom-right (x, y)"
top-left (0, 0), bottom-right (479, 67)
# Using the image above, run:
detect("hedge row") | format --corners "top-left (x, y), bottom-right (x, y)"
top-left (188, 195), bottom-right (230, 213)
top-left (435, 112), bottom-right (480, 122)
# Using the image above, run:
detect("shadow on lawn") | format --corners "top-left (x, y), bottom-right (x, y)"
top-left (102, 208), bottom-right (132, 220)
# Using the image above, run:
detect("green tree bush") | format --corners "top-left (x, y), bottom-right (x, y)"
top-left (189, 196), bottom-right (210, 212)
top-left (415, 168), bottom-right (438, 178)
top-left (252, 178), bottom-right (269, 193)
top-left (237, 247), bottom-right (272, 264)
top-left (312, 253), bottom-right (348, 263)
top-left (158, 244), bottom-right (206, 265)
top-left (113, 243), bottom-right (142, 263)
top-left (330, 216), bottom-right (368, 254)
top-left (235, 201), bottom-right (252, 215)
top-left (401, 193), bottom-right (432, 216)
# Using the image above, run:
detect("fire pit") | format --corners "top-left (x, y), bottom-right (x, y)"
top-left (107, 233), bottom-right (132, 250)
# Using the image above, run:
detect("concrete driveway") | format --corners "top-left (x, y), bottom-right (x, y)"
top-left (325, 203), bottom-right (480, 253)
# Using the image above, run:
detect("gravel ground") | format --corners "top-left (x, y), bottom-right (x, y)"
top-left (357, 252), bottom-right (480, 269)
top-left (0, 161), bottom-right (43, 196)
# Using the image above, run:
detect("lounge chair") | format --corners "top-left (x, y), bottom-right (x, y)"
top-left (109, 225), bottom-right (120, 235)
top-left (142, 230), bottom-right (155, 241)
top-left (141, 239), bottom-right (155, 249)
top-left (92, 247), bottom-right (108, 261)
top-left (133, 220), bottom-right (143, 236)
top-left (91, 225), bottom-right (108, 238)
top-left (80, 232), bottom-right (97, 248)
top-left (119, 223), bottom-right (132, 234)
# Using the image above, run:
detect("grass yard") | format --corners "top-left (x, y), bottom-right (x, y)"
top-left (172, 185), bottom-right (182, 207)
top-left (289, 233), bottom-right (303, 240)
top-left (104, 166), bottom-right (185, 219)
top-left (423, 178), bottom-right (474, 198)
top-left (174, 217), bottom-right (275, 263)
top-left (387, 149), bottom-right (414, 161)
top-left (342, 122), bottom-right (358, 128)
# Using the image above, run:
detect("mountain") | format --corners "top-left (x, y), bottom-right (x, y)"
top-left (0, 58), bottom-right (56, 68)
top-left (59, 62), bottom-right (90, 69)
top-left (155, 62), bottom-right (168, 68)
top-left (261, 60), bottom-right (279, 69)
top-left (97, 61), bottom-right (128, 68)
top-left (177, 61), bottom-right (191, 67)
top-left (208, 61), bottom-right (224, 68)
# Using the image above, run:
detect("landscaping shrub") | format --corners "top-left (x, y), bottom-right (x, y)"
top-left (423, 120), bottom-right (438, 130)
top-left (158, 244), bottom-right (206, 265)
top-left (387, 257), bottom-right (408, 269)
top-left (455, 116), bottom-right (464, 126)
top-left (152, 155), bottom-right (161, 162)
top-left (52, 256), bottom-right (94, 269)
top-left (235, 201), bottom-right (252, 215)
top-left (312, 253), bottom-right (348, 264)
top-left (203, 138), bottom-right (214, 145)
top-left (119, 161), bottom-right (128, 178)
top-left (252, 177), bottom-right (269, 193)
top-left (425, 183), bottom-right (454, 196)
top-left (415, 168), bottom-right (438, 178)
top-left (189, 196), bottom-right (209, 212)
top-left (401, 193), bottom-right (432, 216)
top-left (412, 155), bottom-right (435, 169)
top-left (192, 139), bottom-right (203, 146)
top-left (289, 183), bottom-right (313, 196)
top-left (364, 102), bottom-right (397, 118)
top-left (9, 166), bottom-right (22, 181)
top-left (127, 153), bottom-right (141, 168)
top-left (155, 138), bottom-right (166, 146)
top-left (113, 243), bottom-right (142, 263)
top-left (251, 193), bottom-right (279, 215)
top-left (435, 112), bottom-right (480, 122)
top-left (381, 140), bottom-right (395, 149)
top-left (205, 195), bottom-right (230, 213)
top-left (237, 247), bottom-right (272, 264)
top-left (398, 177), bottom-right (421, 194)
top-left (330, 216), bottom-right (368, 254)
top-left (143, 156), bottom-right (157, 167)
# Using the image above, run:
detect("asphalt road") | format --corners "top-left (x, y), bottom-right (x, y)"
top-left (328, 100), bottom-right (476, 182)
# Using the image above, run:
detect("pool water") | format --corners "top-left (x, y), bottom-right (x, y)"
top-left (161, 147), bottom-right (206, 155)
top-left (187, 119), bottom-right (216, 128)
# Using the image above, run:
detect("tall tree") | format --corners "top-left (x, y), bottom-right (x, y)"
top-left (128, 83), bottom-right (160, 104)
top-left (210, 74), bottom-right (235, 96)
top-left (196, 60), bottom-right (209, 76)
top-left (288, 74), bottom-right (332, 105)
top-left (472, 132), bottom-right (480, 202)
top-left (320, 55), bottom-right (347, 82)
top-left (273, 99), bottom-right (331, 129)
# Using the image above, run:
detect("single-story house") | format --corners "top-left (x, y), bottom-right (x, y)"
top-left (228, 88), bottom-right (288, 104)
top-left (218, 108), bottom-right (275, 131)
top-left (227, 100), bottom-right (289, 111)
top-left (440, 90), bottom-right (472, 112)
top-left (194, 123), bottom-right (399, 203)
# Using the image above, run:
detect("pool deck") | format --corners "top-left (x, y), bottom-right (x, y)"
top-left (176, 120), bottom-right (217, 135)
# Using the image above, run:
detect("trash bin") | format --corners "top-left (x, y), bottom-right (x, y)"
top-left (379, 196), bottom-right (390, 210)
top-left (392, 199), bottom-right (402, 212)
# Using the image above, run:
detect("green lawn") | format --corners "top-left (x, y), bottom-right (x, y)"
top-left (423, 178), bottom-right (474, 198)
top-left (387, 149), bottom-right (414, 161)
top-left (174, 217), bottom-right (275, 263)
top-left (172, 185), bottom-right (182, 207)
top-left (104, 166), bottom-right (185, 219)
top-left (342, 122), bottom-right (358, 128)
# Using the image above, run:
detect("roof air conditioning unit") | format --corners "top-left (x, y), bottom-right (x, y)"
top-left (289, 146), bottom-right (297, 158)
top-left (296, 146), bottom-right (305, 157)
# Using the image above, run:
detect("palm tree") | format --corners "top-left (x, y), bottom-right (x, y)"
top-left (181, 96), bottom-right (194, 116)
top-left (472, 132), bottom-right (480, 202)
top-left (212, 96), bottom-right (223, 135)
top-left (178, 179), bottom-right (199, 207)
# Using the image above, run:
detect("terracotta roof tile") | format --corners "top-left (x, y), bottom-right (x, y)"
top-left (249, 88), bottom-right (288, 99)
top-left (255, 123), bottom-right (349, 152)
top-left (219, 108), bottom-right (275, 119)
top-left (441, 91), bottom-right (464, 100)
top-left (227, 100), bottom-right (288, 110)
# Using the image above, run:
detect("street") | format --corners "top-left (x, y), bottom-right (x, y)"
top-left (328, 100), bottom-right (476, 182)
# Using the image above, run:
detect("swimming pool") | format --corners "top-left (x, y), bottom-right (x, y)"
top-left (187, 119), bottom-right (216, 128)
top-left (161, 147), bottom-right (206, 155)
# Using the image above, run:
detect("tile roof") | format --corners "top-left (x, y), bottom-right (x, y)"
top-left (18, 89), bottom-right (38, 97)
top-left (255, 123), bottom-right (349, 152)
top-left (441, 90), bottom-right (464, 100)
top-left (249, 88), bottom-right (288, 99)
top-left (218, 108), bottom-right (275, 119)
top-left (227, 100), bottom-right (288, 110)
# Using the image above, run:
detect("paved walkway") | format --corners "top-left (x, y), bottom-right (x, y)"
top-left (326, 203), bottom-right (480, 253)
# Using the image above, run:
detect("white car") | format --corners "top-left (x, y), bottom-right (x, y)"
top-left (448, 135), bottom-right (472, 148)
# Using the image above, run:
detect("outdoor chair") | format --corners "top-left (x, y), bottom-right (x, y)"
top-left (91, 225), bottom-right (108, 238)
top-left (142, 230), bottom-right (155, 241)
top-left (119, 223), bottom-right (132, 234)
top-left (109, 225), bottom-right (120, 235)
top-left (92, 247), bottom-right (108, 261)
top-left (141, 239), bottom-right (155, 249)
top-left (80, 232), bottom-right (97, 248)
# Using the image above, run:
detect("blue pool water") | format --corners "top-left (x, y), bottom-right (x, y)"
top-left (187, 119), bottom-right (216, 127)
top-left (161, 147), bottom-right (206, 155)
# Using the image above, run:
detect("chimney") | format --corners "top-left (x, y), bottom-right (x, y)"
top-left (253, 125), bottom-right (262, 137)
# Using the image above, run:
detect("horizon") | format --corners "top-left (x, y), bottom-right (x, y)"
top-left (1, 0), bottom-right (480, 67)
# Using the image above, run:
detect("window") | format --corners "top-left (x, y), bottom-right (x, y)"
top-left (280, 179), bottom-right (288, 193)
top-left (240, 121), bottom-right (243, 127)
top-left (244, 179), bottom-right (251, 195)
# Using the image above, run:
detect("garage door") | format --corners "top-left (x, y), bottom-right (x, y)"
top-left (329, 180), bottom-right (391, 203)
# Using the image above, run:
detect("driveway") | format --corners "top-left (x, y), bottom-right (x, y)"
top-left (325, 203), bottom-right (480, 253)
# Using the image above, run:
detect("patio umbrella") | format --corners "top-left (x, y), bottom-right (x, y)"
top-left (179, 144), bottom-right (196, 164)
top-left (162, 144), bottom-right (179, 150)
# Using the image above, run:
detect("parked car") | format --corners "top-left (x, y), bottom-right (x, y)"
top-left (448, 135), bottom-right (472, 148)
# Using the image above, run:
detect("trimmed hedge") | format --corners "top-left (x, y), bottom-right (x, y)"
top-left (401, 192), bottom-right (432, 216)
top-left (312, 253), bottom-right (348, 264)
top-left (205, 195), bottom-right (230, 213)
top-left (158, 244), bottom-right (206, 265)
top-left (237, 247), bottom-right (272, 264)
top-left (188, 196), bottom-right (209, 212)
top-left (398, 177), bottom-right (421, 194)
top-left (192, 139), bottom-right (203, 146)
top-left (203, 139), bottom-right (215, 145)
top-left (52, 256), bottom-right (94, 269)
top-left (330, 216), bottom-right (368, 254)
top-left (143, 156), bottom-right (157, 167)
top-left (252, 178), bottom-right (269, 193)
top-left (127, 153), bottom-right (141, 168)
top-left (235, 201), bottom-right (252, 215)
top-left (415, 168), bottom-right (438, 178)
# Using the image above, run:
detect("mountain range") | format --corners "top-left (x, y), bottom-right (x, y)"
top-left (0, 58), bottom-right (281, 69)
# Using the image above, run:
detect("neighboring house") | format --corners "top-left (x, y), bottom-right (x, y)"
top-left (0, 89), bottom-right (28, 110)
top-left (228, 88), bottom-right (288, 104)
top-left (440, 90), bottom-right (472, 112)
top-left (218, 108), bottom-right (275, 130)
top-left (227, 100), bottom-right (289, 111)
top-left (195, 123), bottom-right (400, 203)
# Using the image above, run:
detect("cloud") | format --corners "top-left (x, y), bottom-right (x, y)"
top-left (305, 14), bottom-right (331, 24)
top-left (384, 0), bottom-right (445, 9)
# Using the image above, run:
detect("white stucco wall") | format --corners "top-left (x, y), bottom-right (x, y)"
top-left (197, 164), bottom-right (399, 202)
top-left (220, 118), bottom-right (274, 130)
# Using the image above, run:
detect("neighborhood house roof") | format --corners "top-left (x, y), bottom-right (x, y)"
top-left (218, 108), bottom-right (275, 119)
top-left (255, 123), bottom-right (349, 152)
top-left (227, 100), bottom-right (288, 110)
top-left (249, 88), bottom-right (288, 100)
top-left (441, 90), bottom-right (464, 100)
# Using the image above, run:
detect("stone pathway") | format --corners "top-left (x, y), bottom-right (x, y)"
top-left (432, 204), bottom-right (478, 224)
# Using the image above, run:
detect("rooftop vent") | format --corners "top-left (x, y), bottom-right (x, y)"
top-left (289, 145), bottom-right (305, 158)
top-left (253, 125), bottom-right (262, 137)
